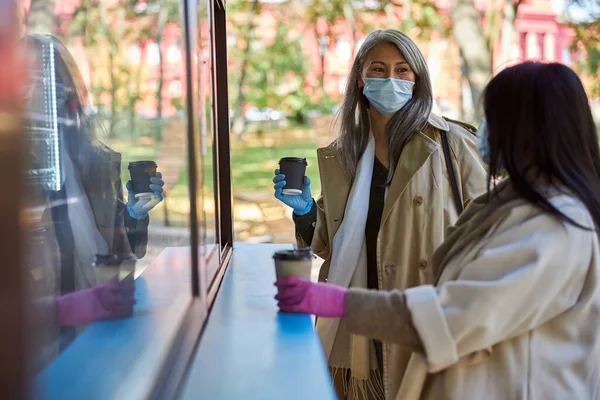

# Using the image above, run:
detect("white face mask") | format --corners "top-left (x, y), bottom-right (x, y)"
top-left (362, 77), bottom-right (414, 115)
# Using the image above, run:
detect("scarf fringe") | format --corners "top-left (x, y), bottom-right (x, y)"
top-left (331, 367), bottom-right (385, 400)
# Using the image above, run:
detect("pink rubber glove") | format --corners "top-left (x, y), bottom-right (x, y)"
top-left (275, 276), bottom-right (347, 317)
top-left (57, 282), bottom-right (136, 327)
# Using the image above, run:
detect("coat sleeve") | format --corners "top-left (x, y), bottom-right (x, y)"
top-left (293, 200), bottom-right (317, 247)
top-left (404, 203), bottom-right (593, 372)
top-left (292, 195), bottom-right (330, 260)
top-left (345, 288), bottom-right (424, 352)
top-left (116, 180), bottom-right (149, 259)
top-left (453, 127), bottom-right (488, 208)
top-left (124, 210), bottom-right (149, 259)
top-left (310, 194), bottom-right (331, 260)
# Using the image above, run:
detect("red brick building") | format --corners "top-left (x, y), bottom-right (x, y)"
top-left (20, 0), bottom-right (574, 119)
top-left (260, 0), bottom-right (575, 118)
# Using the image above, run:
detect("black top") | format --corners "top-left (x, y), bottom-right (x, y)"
top-left (365, 158), bottom-right (388, 290)
top-left (293, 158), bottom-right (388, 286)
top-left (292, 200), bottom-right (318, 245)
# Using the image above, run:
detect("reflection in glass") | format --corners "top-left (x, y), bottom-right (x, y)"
top-left (19, 1), bottom-right (218, 386)
top-left (198, 0), bottom-right (220, 280)
top-left (22, 0), bottom-right (194, 371)
top-left (25, 43), bottom-right (61, 192)
top-left (23, 34), bottom-right (144, 372)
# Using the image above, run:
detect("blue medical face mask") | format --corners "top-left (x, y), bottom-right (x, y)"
top-left (362, 77), bottom-right (414, 115)
top-left (476, 118), bottom-right (491, 165)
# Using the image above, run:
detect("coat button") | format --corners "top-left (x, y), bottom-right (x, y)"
top-left (415, 195), bottom-right (424, 206)
top-left (384, 263), bottom-right (396, 272)
top-left (418, 259), bottom-right (428, 271)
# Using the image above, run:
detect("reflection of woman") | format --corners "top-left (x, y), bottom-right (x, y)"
top-left (24, 34), bottom-right (164, 293)
top-left (23, 34), bottom-right (162, 367)
top-left (273, 30), bottom-right (486, 397)
top-left (277, 62), bottom-right (600, 399)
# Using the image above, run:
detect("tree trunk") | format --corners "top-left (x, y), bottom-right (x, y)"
top-left (483, 0), bottom-right (499, 51)
top-left (155, 7), bottom-right (168, 140)
top-left (156, 43), bottom-right (164, 137)
top-left (129, 104), bottom-right (136, 138)
top-left (401, 0), bottom-right (414, 30)
top-left (231, 0), bottom-right (260, 139)
top-left (108, 40), bottom-right (118, 138)
top-left (449, 0), bottom-right (492, 122)
top-left (13, 0), bottom-right (23, 37)
top-left (499, 0), bottom-right (523, 66)
top-left (384, 2), bottom-right (396, 28)
top-left (344, 3), bottom-right (357, 68)
top-left (313, 24), bottom-right (327, 95)
top-left (26, 0), bottom-right (54, 34)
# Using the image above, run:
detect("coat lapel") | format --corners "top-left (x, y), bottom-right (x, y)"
top-left (317, 146), bottom-right (350, 239)
top-left (381, 131), bottom-right (439, 227)
top-left (381, 114), bottom-right (450, 227)
top-left (318, 113), bottom-right (450, 234)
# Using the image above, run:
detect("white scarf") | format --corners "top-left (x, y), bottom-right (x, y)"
top-left (63, 146), bottom-right (109, 290)
top-left (317, 135), bottom-right (385, 398)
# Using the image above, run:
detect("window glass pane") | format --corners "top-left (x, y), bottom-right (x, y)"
top-left (21, 0), bottom-right (194, 376)
top-left (197, 0), bottom-right (220, 281)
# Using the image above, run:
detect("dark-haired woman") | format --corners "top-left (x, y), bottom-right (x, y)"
top-left (273, 29), bottom-right (487, 398)
top-left (276, 61), bottom-right (600, 399)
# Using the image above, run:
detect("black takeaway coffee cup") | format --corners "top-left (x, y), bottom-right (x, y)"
top-left (278, 157), bottom-right (307, 195)
top-left (128, 160), bottom-right (157, 198)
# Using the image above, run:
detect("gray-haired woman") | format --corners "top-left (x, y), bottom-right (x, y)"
top-left (273, 29), bottom-right (487, 399)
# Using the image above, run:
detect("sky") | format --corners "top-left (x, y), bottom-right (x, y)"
top-left (551, 0), bottom-right (599, 21)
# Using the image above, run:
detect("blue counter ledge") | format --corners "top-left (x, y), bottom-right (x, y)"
top-left (180, 242), bottom-right (336, 400)
top-left (34, 243), bottom-right (335, 400)
top-left (34, 247), bottom-right (195, 400)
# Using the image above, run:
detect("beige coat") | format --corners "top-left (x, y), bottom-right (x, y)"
top-left (395, 193), bottom-right (600, 400)
top-left (298, 113), bottom-right (487, 397)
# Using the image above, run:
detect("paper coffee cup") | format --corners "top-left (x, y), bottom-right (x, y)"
top-left (93, 254), bottom-right (136, 284)
top-left (273, 248), bottom-right (313, 281)
top-left (278, 157), bottom-right (307, 195)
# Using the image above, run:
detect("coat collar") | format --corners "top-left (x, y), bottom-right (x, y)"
top-left (380, 129), bottom-right (439, 226)
top-left (428, 112), bottom-right (450, 132)
top-left (317, 112), bottom-right (448, 155)
top-left (317, 113), bottom-right (447, 226)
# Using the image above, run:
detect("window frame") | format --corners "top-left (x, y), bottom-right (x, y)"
top-left (206, 0), bottom-right (233, 303)
top-left (10, 0), bottom-right (232, 396)
top-left (0, 7), bottom-right (27, 394)
top-left (145, 0), bottom-right (233, 396)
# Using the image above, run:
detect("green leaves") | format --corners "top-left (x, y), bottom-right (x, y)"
top-left (244, 23), bottom-right (310, 113)
top-left (570, 13), bottom-right (600, 97)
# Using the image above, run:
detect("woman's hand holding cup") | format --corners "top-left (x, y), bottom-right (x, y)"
top-left (273, 169), bottom-right (313, 215)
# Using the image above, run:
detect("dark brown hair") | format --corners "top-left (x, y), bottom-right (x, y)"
top-left (484, 62), bottom-right (600, 230)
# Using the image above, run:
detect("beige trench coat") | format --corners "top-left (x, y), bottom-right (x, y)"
top-left (397, 194), bottom-right (600, 400)
top-left (298, 113), bottom-right (487, 397)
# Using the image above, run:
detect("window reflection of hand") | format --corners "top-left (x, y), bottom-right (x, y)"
top-left (57, 282), bottom-right (136, 327)
top-left (126, 172), bottom-right (165, 219)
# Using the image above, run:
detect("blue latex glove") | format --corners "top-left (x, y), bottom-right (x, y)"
top-left (126, 172), bottom-right (164, 220)
top-left (273, 169), bottom-right (312, 215)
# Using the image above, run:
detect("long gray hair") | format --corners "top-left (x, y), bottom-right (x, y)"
top-left (336, 29), bottom-right (433, 184)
